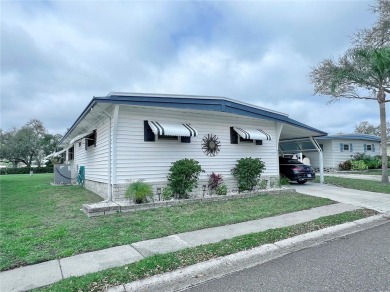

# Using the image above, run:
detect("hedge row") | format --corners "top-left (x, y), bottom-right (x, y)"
top-left (0, 167), bottom-right (54, 175)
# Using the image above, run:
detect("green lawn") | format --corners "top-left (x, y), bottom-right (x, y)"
top-left (0, 174), bottom-right (334, 271)
top-left (36, 209), bottom-right (376, 292)
top-left (316, 176), bottom-right (390, 194)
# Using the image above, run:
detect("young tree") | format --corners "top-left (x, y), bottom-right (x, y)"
top-left (310, 1), bottom-right (390, 183)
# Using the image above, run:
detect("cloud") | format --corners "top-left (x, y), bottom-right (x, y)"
top-left (1, 0), bottom-right (382, 137)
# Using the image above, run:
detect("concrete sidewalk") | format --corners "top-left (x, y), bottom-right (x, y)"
top-left (0, 203), bottom-right (360, 292)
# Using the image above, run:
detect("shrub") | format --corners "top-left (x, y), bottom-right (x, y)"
top-left (167, 159), bottom-right (203, 199)
top-left (0, 167), bottom-right (54, 175)
top-left (258, 179), bottom-right (268, 190)
top-left (339, 160), bottom-right (352, 171)
top-left (208, 172), bottom-right (223, 194)
top-left (125, 180), bottom-right (153, 204)
top-left (161, 186), bottom-right (174, 201)
top-left (364, 157), bottom-right (381, 169)
top-left (351, 160), bottom-right (368, 171)
top-left (216, 184), bottom-right (228, 196)
top-left (280, 177), bottom-right (290, 185)
top-left (231, 157), bottom-right (266, 192)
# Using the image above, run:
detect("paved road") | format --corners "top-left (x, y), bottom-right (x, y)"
top-left (293, 182), bottom-right (390, 212)
top-left (184, 223), bottom-right (390, 292)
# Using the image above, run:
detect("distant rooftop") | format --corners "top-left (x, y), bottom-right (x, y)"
top-left (317, 134), bottom-right (381, 142)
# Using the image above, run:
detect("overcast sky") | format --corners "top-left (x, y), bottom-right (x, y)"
top-left (1, 0), bottom-right (387, 136)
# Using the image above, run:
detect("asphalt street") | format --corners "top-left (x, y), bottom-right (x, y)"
top-left (184, 223), bottom-right (390, 292)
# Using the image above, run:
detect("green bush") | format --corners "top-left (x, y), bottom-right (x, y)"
top-left (216, 184), bottom-right (228, 196)
top-left (161, 186), bottom-right (174, 201)
top-left (258, 179), bottom-right (268, 190)
top-left (0, 167), bottom-right (54, 175)
top-left (364, 157), bottom-right (381, 169)
top-left (167, 159), bottom-right (203, 199)
top-left (351, 160), bottom-right (368, 171)
top-left (339, 160), bottom-right (352, 171)
top-left (280, 177), bottom-right (290, 185)
top-left (125, 180), bottom-right (153, 204)
top-left (231, 157), bottom-right (266, 192)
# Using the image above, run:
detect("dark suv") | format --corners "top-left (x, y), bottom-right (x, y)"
top-left (279, 157), bottom-right (315, 184)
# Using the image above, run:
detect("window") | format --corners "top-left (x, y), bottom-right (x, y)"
top-left (340, 143), bottom-right (353, 152)
top-left (85, 130), bottom-right (97, 150)
top-left (364, 144), bottom-right (375, 152)
top-left (68, 146), bottom-right (74, 161)
top-left (157, 135), bottom-right (179, 141)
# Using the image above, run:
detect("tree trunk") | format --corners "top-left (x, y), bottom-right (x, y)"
top-left (378, 90), bottom-right (389, 183)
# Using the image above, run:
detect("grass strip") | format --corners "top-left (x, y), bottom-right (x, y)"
top-left (0, 174), bottom-right (333, 271)
top-left (316, 176), bottom-right (390, 194)
top-left (35, 209), bottom-right (377, 292)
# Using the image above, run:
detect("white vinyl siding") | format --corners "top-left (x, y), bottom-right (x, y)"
top-left (73, 119), bottom-right (110, 183)
top-left (115, 106), bottom-right (278, 184)
top-left (304, 140), bottom-right (333, 169)
top-left (332, 140), bottom-right (380, 169)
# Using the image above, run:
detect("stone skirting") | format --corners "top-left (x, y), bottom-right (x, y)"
top-left (314, 167), bottom-right (336, 173)
top-left (82, 188), bottom-right (295, 217)
top-left (84, 180), bottom-right (109, 200)
top-left (85, 175), bottom-right (280, 202)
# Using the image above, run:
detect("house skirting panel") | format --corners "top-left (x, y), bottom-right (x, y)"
top-left (313, 167), bottom-right (336, 173)
top-left (85, 175), bottom-right (280, 202)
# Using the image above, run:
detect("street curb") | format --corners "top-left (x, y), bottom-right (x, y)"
top-left (107, 214), bottom-right (389, 292)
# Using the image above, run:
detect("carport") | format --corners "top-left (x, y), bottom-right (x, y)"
top-left (277, 123), bottom-right (325, 184)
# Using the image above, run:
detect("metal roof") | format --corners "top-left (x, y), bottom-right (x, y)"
top-left (316, 134), bottom-right (381, 142)
top-left (60, 92), bottom-right (327, 145)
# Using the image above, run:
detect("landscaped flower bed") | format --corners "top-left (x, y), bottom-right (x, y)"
top-left (82, 188), bottom-right (293, 217)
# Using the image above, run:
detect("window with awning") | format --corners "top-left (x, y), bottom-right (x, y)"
top-left (230, 127), bottom-right (271, 145)
top-left (144, 120), bottom-right (198, 143)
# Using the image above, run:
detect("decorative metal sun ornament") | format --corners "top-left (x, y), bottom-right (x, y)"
top-left (202, 133), bottom-right (221, 156)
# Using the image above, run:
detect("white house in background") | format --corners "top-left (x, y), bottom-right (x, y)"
top-left (303, 134), bottom-right (381, 172)
top-left (51, 92), bottom-right (326, 201)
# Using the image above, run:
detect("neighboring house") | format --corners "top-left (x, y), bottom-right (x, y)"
top-left (304, 134), bottom-right (381, 172)
top-left (52, 92), bottom-right (326, 201)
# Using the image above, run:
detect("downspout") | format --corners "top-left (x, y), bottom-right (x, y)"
top-left (111, 105), bottom-right (119, 197)
top-left (310, 136), bottom-right (324, 184)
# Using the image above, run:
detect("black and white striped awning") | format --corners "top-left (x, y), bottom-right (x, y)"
top-left (233, 127), bottom-right (272, 140)
top-left (148, 121), bottom-right (198, 137)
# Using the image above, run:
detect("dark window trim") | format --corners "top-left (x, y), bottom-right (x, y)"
top-left (68, 146), bottom-right (74, 161)
top-left (85, 130), bottom-right (97, 150)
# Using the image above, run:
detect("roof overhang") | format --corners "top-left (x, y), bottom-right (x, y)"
top-left (60, 92), bottom-right (327, 146)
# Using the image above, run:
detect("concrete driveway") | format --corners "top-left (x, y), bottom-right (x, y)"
top-left (323, 173), bottom-right (383, 182)
top-left (293, 182), bottom-right (390, 213)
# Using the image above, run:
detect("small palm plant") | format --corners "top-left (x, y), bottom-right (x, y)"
top-left (125, 179), bottom-right (153, 204)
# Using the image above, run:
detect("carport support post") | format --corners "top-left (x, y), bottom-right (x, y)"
top-left (310, 136), bottom-right (324, 184)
